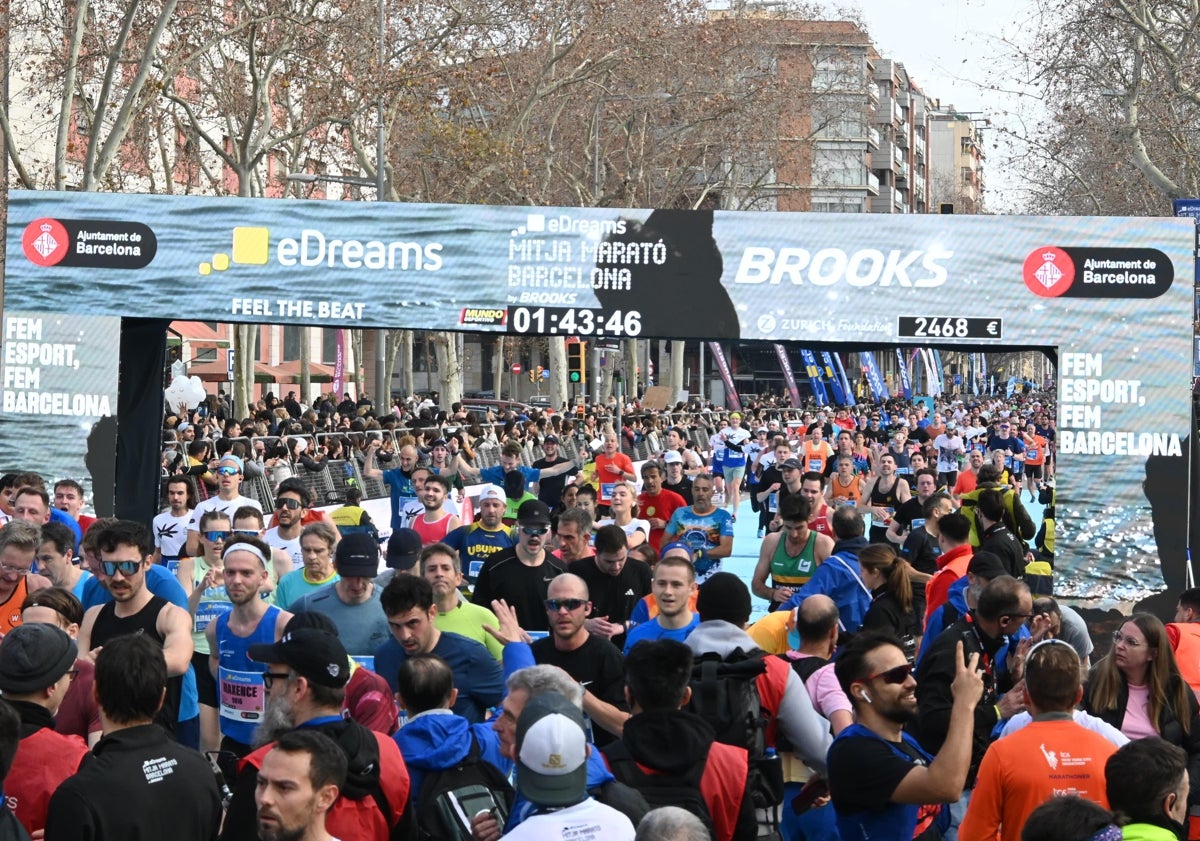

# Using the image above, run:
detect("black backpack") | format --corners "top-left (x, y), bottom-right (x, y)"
top-left (602, 740), bottom-right (716, 838)
top-left (414, 735), bottom-right (513, 841)
top-left (685, 648), bottom-right (783, 809)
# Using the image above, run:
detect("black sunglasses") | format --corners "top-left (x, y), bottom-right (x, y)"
top-left (865, 663), bottom-right (912, 685)
top-left (101, 560), bottom-right (141, 577)
top-left (275, 498), bottom-right (302, 510)
top-left (262, 672), bottom-right (293, 689)
top-left (545, 598), bottom-right (588, 612)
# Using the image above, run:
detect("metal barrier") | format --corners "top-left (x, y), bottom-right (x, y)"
top-left (158, 409), bottom-right (761, 513)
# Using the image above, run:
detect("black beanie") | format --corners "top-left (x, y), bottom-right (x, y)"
top-left (696, 572), bottom-right (752, 626)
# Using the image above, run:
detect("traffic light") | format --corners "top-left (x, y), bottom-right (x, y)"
top-left (567, 340), bottom-right (587, 384)
top-left (528, 370), bottom-right (535, 383)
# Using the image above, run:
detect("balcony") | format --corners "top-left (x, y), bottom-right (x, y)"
top-left (867, 83), bottom-right (880, 104)
top-left (895, 89), bottom-right (910, 107)
top-left (896, 160), bottom-right (910, 185)
top-left (895, 129), bottom-right (909, 148)
top-left (873, 141), bottom-right (896, 171)
top-left (867, 126), bottom-right (881, 149)
top-left (866, 170), bottom-right (880, 195)
top-left (914, 133), bottom-right (926, 159)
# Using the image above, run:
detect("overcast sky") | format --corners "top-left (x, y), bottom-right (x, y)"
top-left (842, 0), bottom-right (1041, 209)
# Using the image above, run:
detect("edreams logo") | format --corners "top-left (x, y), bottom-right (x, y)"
top-left (22, 218), bottom-right (156, 269)
top-left (1022, 246), bottom-right (1173, 299)
top-left (200, 226), bottom-right (444, 275)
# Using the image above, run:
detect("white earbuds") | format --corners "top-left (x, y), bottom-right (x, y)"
top-left (860, 691), bottom-right (872, 704)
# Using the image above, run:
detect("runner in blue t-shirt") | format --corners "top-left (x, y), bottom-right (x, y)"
top-left (662, 474), bottom-right (734, 585)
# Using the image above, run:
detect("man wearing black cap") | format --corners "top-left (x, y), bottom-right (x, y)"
top-left (685, 572), bottom-right (833, 781)
top-left (0, 623), bottom-right (89, 835)
top-left (532, 435), bottom-right (578, 510)
top-left (372, 528), bottom-right (422, 590)
top-left (471, 500), bottom-right (565, 633)
top-left (289, 533), bottom-right (389, 660)
top-left (220, 628), bottom-right (411, 841)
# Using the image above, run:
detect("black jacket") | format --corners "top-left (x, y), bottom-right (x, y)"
top-left (44, 723), bottom-right (221, 841)
top-left (1084, 672), bottom-right (1200, 808)
top-left (912, 615), bottom-right (1010, 787)
top-left (604, 709), bottom-right (757, 841)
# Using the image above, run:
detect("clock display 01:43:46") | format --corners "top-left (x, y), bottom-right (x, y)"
top-left (507, 306), bottom-right (643, 337)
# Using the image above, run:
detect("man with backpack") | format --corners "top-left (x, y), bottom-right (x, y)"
top-left (604, 639), bottom-right (756, 841)
top-left (393, 654), bottom-right (513, 840)
top-left (685, 572), bottom-right (832, 780)
top-left (219, 628), bottom-right (410, 841)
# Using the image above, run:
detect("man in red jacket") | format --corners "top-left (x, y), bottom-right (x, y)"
top-left (219, 627), bottom-right (410, 841)
top-left (0, 622), bottom-right (89, 836)
top-left (602, 638), bottom-right (757, 841)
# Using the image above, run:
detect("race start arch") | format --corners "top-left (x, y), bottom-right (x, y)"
top-left (2, 190), bottom-right (1194, 607)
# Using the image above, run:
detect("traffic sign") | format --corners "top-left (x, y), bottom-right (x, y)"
top-left (511, 363), bottom-right (522, 374)
top-left (541, 369), bottom-right (550, 379)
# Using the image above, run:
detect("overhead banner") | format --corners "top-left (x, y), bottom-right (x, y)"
top-left (3, 191), bottom-right (1195, 608)
top-left (799, 349), bottom-right (829, 405)
top-left (773, 344), bottom-right (802, 408)
top-left (707, 342), bottom-right (741, 411)
top-left (821, 351), bottom-right (847, 406)
top-left (895, 348), bottom-right (913, 399)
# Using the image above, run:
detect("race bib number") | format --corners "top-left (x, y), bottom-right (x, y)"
top-left (807, 458), bottom-right (823, 472)
top-left (468, 559), bottom-right (484, 581)
top-left (1027, 448), bottom-right (1039, 459)
top-left (600, 483), bottom-right (616, 501)
top-left (768, 492), bottom-right (778, 513)
top-left (351, 655), bottom-right (375, 672)
top-left (219, 667), bottom-right (266, 723)
top-left (194, 598), bottom-right (233, 634)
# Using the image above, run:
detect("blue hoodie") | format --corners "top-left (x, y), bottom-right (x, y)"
top-left (393, 710), bottom-right (513, 804)
top-left (916, 576), bottom-right (970, 665)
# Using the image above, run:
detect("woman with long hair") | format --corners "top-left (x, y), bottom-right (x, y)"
top-left (1084, 613), bottom-right (1200, 810)
top-left (858, 543), bottom-right (920, 660)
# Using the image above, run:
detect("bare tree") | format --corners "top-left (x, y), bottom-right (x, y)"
top-left (1001, 0), bottom-right (1200, 213)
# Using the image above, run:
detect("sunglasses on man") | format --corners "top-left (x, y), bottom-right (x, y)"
top-left (101, 560), bottom-right (141, 577)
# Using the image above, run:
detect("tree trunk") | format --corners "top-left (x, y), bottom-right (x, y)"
top-left (433, 333), bottom-right (462, 406)
top-left (398, 331), bottom-right (414, 398)
top-left (493, 336), bottom-right (506, 399)
top-left (623, 339), bottom-right (638, 402)
top-left (233, 324), bottom-right (255, 418)
top-left (670, 340), bottom-right (685, 399)
top-left (299, 327), bottom-right (311, 403)
top-left (549, 337), bottom-right (567, 410)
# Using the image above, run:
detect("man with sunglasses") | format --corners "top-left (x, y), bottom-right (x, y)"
top-left (912, 575), bottom-right (1032, 838)
top-left (529, 573), bottom-right (628, 748)
top-left (264, 479), bottom-right (310, 571)
top-left (220, 628), bottom-right (410, 841)
top-left (471, 500), bottom-right (564, 633)
top-left (184, 454), bottom-right (263, 558)
top-left (960, 639), bottom-right (1116, 841)
top-left (77, 520), bottom-right (196, 744)
top-left (828, 632), bottom-right (983, 841)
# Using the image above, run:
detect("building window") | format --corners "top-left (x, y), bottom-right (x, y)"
top-left (322, 329), bottom-right (338, 364)
top-left (283, 326), bottom-right (302, 360)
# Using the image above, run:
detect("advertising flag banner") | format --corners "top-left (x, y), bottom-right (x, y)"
top-left (773, 344), bottom-right (802, 408)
